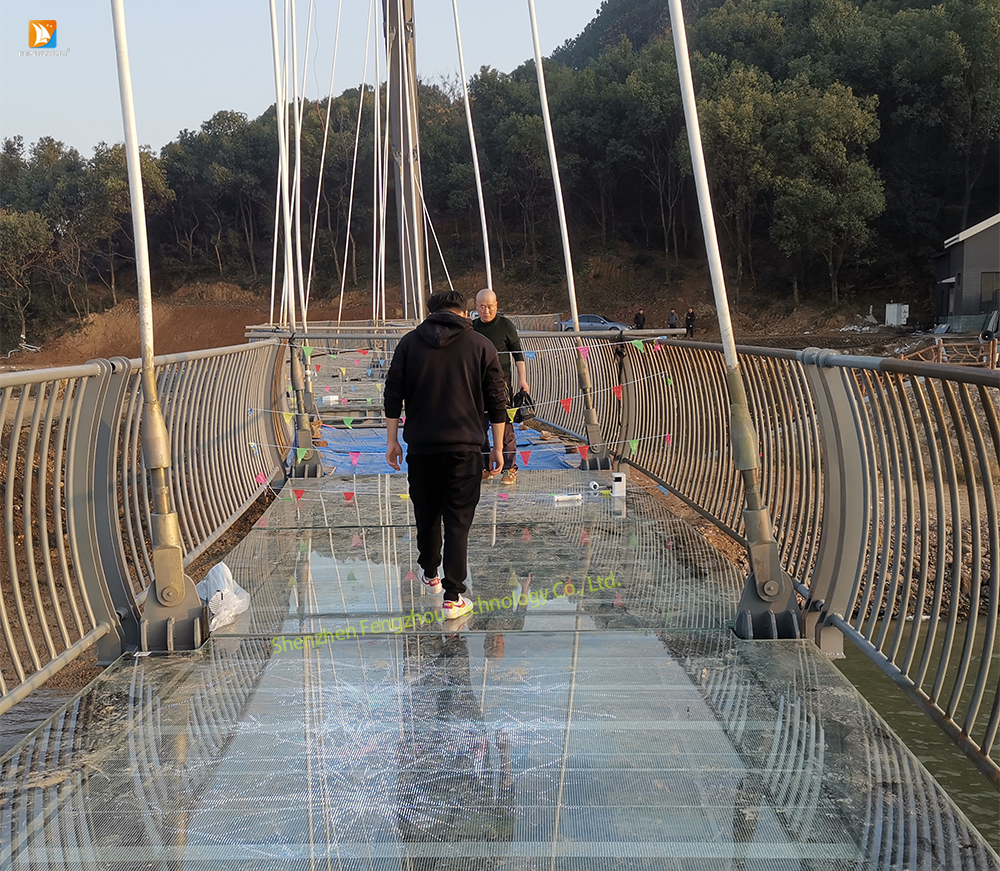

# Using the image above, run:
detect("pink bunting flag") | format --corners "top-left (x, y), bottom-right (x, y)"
top-left (577, 345), bottom-right (589, 360)
top-left (341, 398), bottom-right (348, 405)
top-left (519, 450), bottom-right (531, 466)
top-left (325, 385), bottom-right (331, 392)
top-left (499, 493), bottom-right (509, 500)
top-left (579, 444), bottom-right (589, 460)
top-left (559, 398), bottom-right (572, 415)
top-left (350, 451), bottom-right (361, 466)
top-left (257, 516), bottom-right (268, 528)
top-left (612, 385), bottom-right (622, 401)
top-left (294, 489), bottom-right (305, 501)
top-left (404, 570), bottom-right (417, 581)
top-left (352, 531), bottom-right (363, 547)
top-left (652, 341), bottom-right (662, 351)
top-left (665, 433), bottom-right (672, 445)
top-left (344, 492), bottom-right (354, 502)
top-left (255, 472), bottom-right (269, 485)
top-left (353, 359), bottom-right (359, 366)
top-left (521, 527), bottom-right (532, 542)
top-left (580, 528), bottom-right (591, 545)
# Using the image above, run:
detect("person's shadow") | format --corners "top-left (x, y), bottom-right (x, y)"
top-left (395, 631), bottom-right (514, 867)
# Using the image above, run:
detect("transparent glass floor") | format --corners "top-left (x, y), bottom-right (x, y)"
top-left (2, 470), bottom-right (996, 870)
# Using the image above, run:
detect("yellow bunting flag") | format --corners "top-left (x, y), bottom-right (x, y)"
top-left (283, 412), bottom-right (293, 425)
top-left (506, 408), bottom-right (517, 423)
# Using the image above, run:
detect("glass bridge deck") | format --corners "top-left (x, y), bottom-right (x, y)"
top-left (2, 468), bottom-right (997, 870)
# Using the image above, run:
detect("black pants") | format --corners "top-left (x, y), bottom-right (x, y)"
top-left (482, 381), bottom-right (516, 471)
top-left (407, 451), bottom-right (482, 600)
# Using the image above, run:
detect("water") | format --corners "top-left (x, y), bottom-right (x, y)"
top-left (835, 634), bottom-right (1000, 850)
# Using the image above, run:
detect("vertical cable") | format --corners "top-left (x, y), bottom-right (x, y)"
top-left (451, 0), bottom-right (493, 291)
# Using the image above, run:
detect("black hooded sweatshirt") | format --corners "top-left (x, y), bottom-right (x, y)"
top-left (384, 311), bottom-right (508, 455)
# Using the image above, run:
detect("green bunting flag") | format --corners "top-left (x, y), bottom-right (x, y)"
top-left (629, 438), bottom-right (638, 456)
top-left (631, 339), bottom-right (645, 353)
top-left (344, 417), bottom-right (355, 429)
top-left (296, 447), bottom-right (307, 462)
top-left (303, 346), bottom-right (313, 358)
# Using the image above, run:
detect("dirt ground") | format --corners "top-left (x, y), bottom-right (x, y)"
top-left (2, 274), bottom-right (925, 371)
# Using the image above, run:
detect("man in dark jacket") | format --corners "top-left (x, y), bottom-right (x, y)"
top-left (474, 289), bottom-right (528, 485)
top-left (685, 308), bottom-right (696, 338)
top-left (633, 308), bottom-right (646, 329)
top-left (385, 290), bottom-right (507, 620)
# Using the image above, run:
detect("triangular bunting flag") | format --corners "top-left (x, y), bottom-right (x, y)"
top-left (577, 345), bottom-right (589, 360)
top-left (665, 433), bottom-right (672, 445)
top-left (519, 450), bottom-right (530, 466)
top-left (367, 398), bottom-right (372, 405)
top-left (377, 383), bottom-right (383, 392)
top-left (257, 516), bottom-right (268, 528)
top-left (296, 447), bottom-right (307, 462)
top-left (315, 364), bottom-right (320, 373)
top-left (353, 360), bottom-right (359, 366)
top-left (345, 417), bottom-right (356, 430)
top-left (629, 439), bottom-right (639, 457)
top-left (579, 444), bottom-right (589, 460)
top-left (350, 451), bottom-right (361, 466)
top-left (379, 358), bottom-right (385, 365)
top-left (524, 350), bottom-right (536, 360)
top-left (340, 367), bottom-right (346, 377)
top-left (580, 529), bottom-right (591, 545)
top-left (508, 568), bottom-right (519, 588)
top-left (629, 533), bottom-right (638, 547)
top-left (404, 570), bottom-right (417, 581)
top-left (631, 339), bottom-right (645, 353)
top-left (347, 571), bottom-right (357, 581)
top-left (499, 493), bottom-right (509, 500)
top-left (652, 342), bottom-right (663, 351)
top-left (521, 526), bottom-right (532, 542)
top-left (248, 408), bottom-right (254, 416)
top-left (399, 494), bottom-right (410, 500)
top-left (341, 398), bottom-right (348, 405)
top-left (255, 471), bottom-right (269, 485)
top-left (351, 386), bottom-right (357, 392)
top-left (612, 385), bottom-right (622, 401)
top-left (303, 346), bottom-right (313, 358)
top-left (559, 397), bottom-right (572, 415)
top-left (294, 489), bottom-right (305, 501)
top-left (359, 349), bottom-right (369, 356)
top-left (367, 368), bottom-right (372, 376)
top-left (324, 385), bottom-right (331, 392)
top-left (344, 491), bottom-right (354, 502)
top-left (507, 408), bottom-right (517, 423)
top-left (352, 531), bottom-right (363, 547)
top-left (283, 412), bottom-right (293, 425)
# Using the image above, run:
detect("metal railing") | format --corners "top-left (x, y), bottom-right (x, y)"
top-left (0, 341), bottom-right (288, 714)
top-left (524, 331), bottom-right (998, 783)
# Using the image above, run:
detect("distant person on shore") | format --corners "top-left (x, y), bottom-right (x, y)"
top-left (685, 308), bottom-right (696, 338)
top-left (667, 309), bottom-right (678, 330)
top-left (474, 289), bottom-right (528, 486)
top-left (633, 308), bottom-right (646, 330)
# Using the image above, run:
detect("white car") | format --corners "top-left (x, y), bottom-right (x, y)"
top-left (560, 314), bottom-right (632, 332)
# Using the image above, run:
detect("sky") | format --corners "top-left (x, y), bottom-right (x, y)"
top-left (0, 1), bottom-right (599, 157)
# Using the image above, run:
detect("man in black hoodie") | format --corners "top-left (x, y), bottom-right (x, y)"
top-left (385, 290), bottom-right (507, 620)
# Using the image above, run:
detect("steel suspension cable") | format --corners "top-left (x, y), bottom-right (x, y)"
top-left (336, 0), bottom-right (376, 326)
top-left (451, 0), bottom-right (493, 291)
top-left (305, 0), bottom-right (344, 310)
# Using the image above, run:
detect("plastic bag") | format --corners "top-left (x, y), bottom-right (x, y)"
top-left (195, 562), bottom-right (250, 632)
top-left (511, 389), bottom-right (535, 423)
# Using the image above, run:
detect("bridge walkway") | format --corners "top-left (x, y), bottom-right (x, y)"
top-left (2, 462), bottom-right (996, 869)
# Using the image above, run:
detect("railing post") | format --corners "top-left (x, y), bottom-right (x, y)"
top-left (799, 348), bottom-right (869, 656)
top-left (67, 360), bottom-right (126, 664)
top-left (288, 341), bottom-right (323, 478)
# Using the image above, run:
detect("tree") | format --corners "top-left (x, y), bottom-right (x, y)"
top-left (0, 210), bottom-right (52, 344)
top-left (769, 79), bottom-right (884, 305)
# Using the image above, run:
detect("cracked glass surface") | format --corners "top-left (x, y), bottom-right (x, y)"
top-left (2, 470), bottom-right (996, 870)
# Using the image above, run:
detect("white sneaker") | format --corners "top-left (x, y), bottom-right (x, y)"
top-left (417, 567), bottom-right (442, 594)
top-left (442, 595), bottom-right (474, 620)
